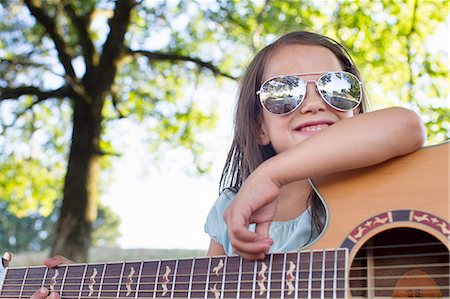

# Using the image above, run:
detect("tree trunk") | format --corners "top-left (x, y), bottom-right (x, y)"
top-left (51, 98), bottom-right (103, 261)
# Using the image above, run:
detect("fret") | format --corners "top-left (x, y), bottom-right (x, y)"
top-left (61, 264), bottom-right (86, 299)
top-left (219, 256), bottom-right (227, 298)
top-left (98, 262), bottom-right (123, 298)
top-left (207, 257), bottom-right (225, 298)
top-left (79, 263), bottom-right (105, 298)
top-left (189, 257), bottom-right (209, 299)
top-left (323, 250), bottom-right (336, 299)
top-left (155, 259), bottom-right (177, 297)
top-left (41, 267), bottom-right (48, 293)
top-left (119, 262), bottom-right (142, 298)
top-left (78, 264), bottom-right (88, 299)
top-left (321, 251), bottom-right (326, 299)
top-left (187, 258), bottom-right (195, 298)
top-left (295, 251), bottom-right (300, 299)
top-left (265, 254), bottom-right (273, 299)
top-left (203, 257), bottom-right (212, 299)
top-left (281, 253), bottom-right (287, 299)
top-left (251, 259), bottom-right (257, 299)
top-left (22, 266), bottom-right (47, 298)
top-left (297, 251), bottom-right (311, 299)
top-left (311, 251), bottom-right (323, 299)
top-left (153, 260), bottom-right (162, 298)
top-left (172, 258), bottom-right (193, 298)
top-left (117, 262), bottom-right (126, 298)
top-left (337, 249), bottom-right (347, 298)
top-left (98, 263), bottom-right (107, 299)
top-left (0, 267), bottom-right (27, 298)
top-left (134, 261), bottom-right (144, 298)
top-left (60, 265), bottom-right (69, 297)
top-left (21, 267), bottom-right (47, 298)
top-left (233, 257), bottom-right (253, 299)
top-left (237, 257), bottom-right (243, 299)
top-left (43, 265), bottom-right (67, 295)
top-left (223, 256), bottom-right (240, 298)
top-left (136, 260), bottom-right (159, 298)
top-left (19, 267), bottom-right (29, 298)
top-left (267, 253), bottom-right (286, 298)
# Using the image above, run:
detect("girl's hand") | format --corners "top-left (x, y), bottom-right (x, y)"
top-left (30, 256), bottom-right (73, 299)
top-left (223, 168), bottom-right (279, 260)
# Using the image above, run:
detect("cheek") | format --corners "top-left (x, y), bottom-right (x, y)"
top-left (338, 110), bottom-right (356, 119)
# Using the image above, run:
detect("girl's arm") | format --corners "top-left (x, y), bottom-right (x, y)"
top-left (224, 107), bottom-right (426, 260)
top-left (207, 239), bottom-right (227, 256)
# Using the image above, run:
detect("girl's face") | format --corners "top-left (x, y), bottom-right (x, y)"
top-left (258, 44), bottom-right (357, 153)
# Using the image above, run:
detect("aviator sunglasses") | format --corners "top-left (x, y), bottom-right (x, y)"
top-left (257, 71), bottom-right (363, 115)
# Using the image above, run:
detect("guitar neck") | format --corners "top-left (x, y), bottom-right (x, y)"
top-left (0, 249), bottom-right (347, 298)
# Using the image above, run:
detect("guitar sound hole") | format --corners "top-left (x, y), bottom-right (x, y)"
top-left (350, 228), bottom-right (449, 298)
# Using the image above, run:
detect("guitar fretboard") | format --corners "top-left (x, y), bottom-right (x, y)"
top-left (0, 249), bottom-right (347, 298)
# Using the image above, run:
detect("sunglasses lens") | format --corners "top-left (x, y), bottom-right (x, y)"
top-left (259, 76), bottom-right (305, 114)
top-left (317, 72), bottom-right (361, 110)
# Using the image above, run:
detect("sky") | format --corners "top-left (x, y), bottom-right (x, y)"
top-left (102, 81), bottom-right (237, 251)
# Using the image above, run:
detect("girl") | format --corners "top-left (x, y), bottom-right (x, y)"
top-left (204, 31), bottom-right (425, 260)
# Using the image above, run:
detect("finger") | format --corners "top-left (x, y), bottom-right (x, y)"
top-left (49, 292), bottom-right (60, 299)
top-left (234, 247), bottom-right (268, 261)
top-left (31, 287), bottom-right (49, 299)
top-left (231, 236), bottom-right (273, 258)
top-left (224, 211), bottom-right (258, 243)
top-left (43, 255), bottom-right (73, 268)
top-left (254, 222), bottom-right (271, 239)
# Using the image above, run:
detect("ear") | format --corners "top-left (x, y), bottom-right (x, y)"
top-left (258, 120), bottom-right (271, 145)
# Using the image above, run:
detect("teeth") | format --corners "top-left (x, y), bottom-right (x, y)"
top-left (300, 124), bottom-right (329, 132)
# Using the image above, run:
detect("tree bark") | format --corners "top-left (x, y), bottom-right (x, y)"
top-left (50, 0), bottom-right (136, 261)
top-left (51, 98), bottom-right (103, 261)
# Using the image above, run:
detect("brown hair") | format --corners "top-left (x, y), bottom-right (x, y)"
top-left (220, 31), bottom-right (370, 238)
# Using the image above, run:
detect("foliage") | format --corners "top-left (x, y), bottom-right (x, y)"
top-left (0, 201), bottom-right (120, 253)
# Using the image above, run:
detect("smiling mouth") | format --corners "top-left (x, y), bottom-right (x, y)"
top-left (297, 123), bottom-right (330, 132)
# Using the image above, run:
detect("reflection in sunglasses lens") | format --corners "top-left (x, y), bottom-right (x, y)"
top-left (318, 73), bottom-right (361, 110)
top-left (260, 72), bottom-right (361, 114)
top-left (261, 76), bottom-right (304, 114)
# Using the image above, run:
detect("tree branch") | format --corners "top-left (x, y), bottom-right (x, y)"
top-left (0, 85), bottom-right (70, 128)
top-left (93, 0), bottom-right (137, 96)
top-left (0, 58), bottom-right (65, 78)
top-left (0, 85), bottom-right (71, 102)
top-left (128, 49), bottom-right (237, 80)
top-left (62, 3), bottom-right (98, 74)
top-left (24, 0), bottom-right (77, 79)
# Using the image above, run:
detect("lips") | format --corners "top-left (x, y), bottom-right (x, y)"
top-left (294, 120), bottom-right (335, 134)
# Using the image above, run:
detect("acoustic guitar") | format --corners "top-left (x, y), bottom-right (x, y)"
top-left (1, 143), bottom-right (449, 298)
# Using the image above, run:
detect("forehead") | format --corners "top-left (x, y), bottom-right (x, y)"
top-left (263, 44), bottom-right (343, 81)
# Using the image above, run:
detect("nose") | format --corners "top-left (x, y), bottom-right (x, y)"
top-left (299, 81), bottom-right (327, 114)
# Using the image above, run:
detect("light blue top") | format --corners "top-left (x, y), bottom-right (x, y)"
top-left (204, 189), bottom-right (320, 255)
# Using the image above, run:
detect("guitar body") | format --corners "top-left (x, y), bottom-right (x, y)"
top-left (0, 143), bottom-right (448, 298)
top-left (310, 142), bottom-right (449, 297)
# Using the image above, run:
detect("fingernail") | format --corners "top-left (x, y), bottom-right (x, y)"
top-left (39, 287), bottom-right (47, 295)
top-left (50, 292), bottom-right (59, 299)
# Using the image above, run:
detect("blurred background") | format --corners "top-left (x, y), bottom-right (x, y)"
top-left (0, 0), bottom-right (448, 265)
